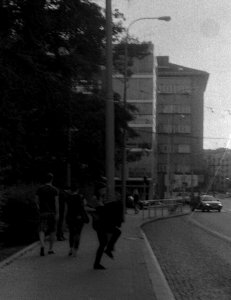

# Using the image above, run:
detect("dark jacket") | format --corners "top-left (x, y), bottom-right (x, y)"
top-left (91, 201), bottom-right (123, 232)
top-left (66, 193), bottom-right (86, 224)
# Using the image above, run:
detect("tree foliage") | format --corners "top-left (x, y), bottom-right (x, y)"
top-left (69, 91), bottom-right (138, 183)
top-left (113, 40), bottom-right (152, 77)
top-left (0, 0), bottom-right (134, 185)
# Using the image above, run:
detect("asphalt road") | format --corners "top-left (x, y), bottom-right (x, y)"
top-left (143, 198), bottom-right (231, 300)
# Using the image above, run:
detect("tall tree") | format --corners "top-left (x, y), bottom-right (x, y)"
top-left (0, 0), bottom-right (129, 184)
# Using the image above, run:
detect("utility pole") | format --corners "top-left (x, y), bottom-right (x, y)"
top-left (66, 89), bottom-right (72, 188)
top-left (67, 127), bottom-right (72, 188)
top-left (121, 33), bottom-right (128, 218)
top-left (105, 0), bottom-right (115, 203)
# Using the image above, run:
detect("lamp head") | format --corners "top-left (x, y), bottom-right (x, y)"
top-left (158, 16), bottom-right (171, 22)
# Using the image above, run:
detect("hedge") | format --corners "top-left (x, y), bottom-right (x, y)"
top-left (0, 184), bottom-right (39, 245)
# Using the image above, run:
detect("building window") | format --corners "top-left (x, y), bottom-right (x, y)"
top-left (159, 105), bottom-right (174, 113)
top-left (177, 144), bottom-right (191, 153)
top-left (175, 125), bottom-right (191, 133)
top-left (158, 124), bottom-right (191, 134)
top-left (175, 105), bottom-right (191, 114)
top-left (131, 115), bottom-right (153, 125)
top-left (157, 124), bottom-right (171, 133)
top-left (158, 144), bottom-right (171, 153)
top-left (175, 164), bottom-right (191, 173)
top-left (157, 84), bottom-right (191, 94)
top-left (158, 164), bottom-right (167, 173)
top-left (159, 104), bottom-right (191, 114)
top-left (133, 103), bottom-right (153, 114)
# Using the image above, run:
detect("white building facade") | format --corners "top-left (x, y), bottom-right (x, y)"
top-left (113, 43), bottom-right (157, 198)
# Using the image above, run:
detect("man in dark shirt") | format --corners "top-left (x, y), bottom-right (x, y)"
top-left (36, 173), bottom-right (59, 256)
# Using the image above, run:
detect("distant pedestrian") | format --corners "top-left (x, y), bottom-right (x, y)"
top-left (190, 191), bottom-right (200, 211)
top-left (36, 173), bottom-right (59, 256)
top-left (133, 189), bottom-right (140, 214)
top-left (65, 184), bottom-right (89, 257)
top-left (127, 194), bottom-right (134, 208)
top-left (90, 183), bottom-right (123, 270)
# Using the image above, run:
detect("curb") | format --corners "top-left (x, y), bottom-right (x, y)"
top-left (140, 228), bottom-right (175, 300)
top-left (139, 211), bottom-right (190, 300)
top-left (141, 211), bottom-right (190, 227)
top-left (0, 241), bottom-right (39, 269)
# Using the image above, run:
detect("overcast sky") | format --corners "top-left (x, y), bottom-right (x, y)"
top-left (94, 0), bottom-right (231, 149)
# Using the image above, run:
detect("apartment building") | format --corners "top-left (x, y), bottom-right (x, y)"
top-left (157, 56), bottom-right (209, 198)
top-left (204, 148), bottom-right (231, 192)
top-left (113, 48), bottom-right (209, 198)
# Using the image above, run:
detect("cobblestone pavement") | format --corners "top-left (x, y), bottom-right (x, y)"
top-left (189, 210), bottom-right (231, 239)
top-left (143, 215), bottom-right (231, 300)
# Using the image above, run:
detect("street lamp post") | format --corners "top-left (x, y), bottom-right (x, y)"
top-left (122, 16), bottom-right (171, 211)
top-left (67, 126), bottom-right (72, 188)
top-left (105, 0), bottom-right (115, 203)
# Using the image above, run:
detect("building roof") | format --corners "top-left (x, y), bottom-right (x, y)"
top-left (157, 56), bottom-right (209, 78)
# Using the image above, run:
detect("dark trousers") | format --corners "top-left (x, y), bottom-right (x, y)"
top-left (68, 222), bottom-right (84, 249)
top-left (107, 226), bottom-right (121, 252)
top-left (94, 226), bottom-right (122, 266)
top-left (94, 229), bottom-right (108, 266)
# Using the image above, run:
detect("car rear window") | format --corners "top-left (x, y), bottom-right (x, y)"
top-left (201, 196), bottom-right (216, 201)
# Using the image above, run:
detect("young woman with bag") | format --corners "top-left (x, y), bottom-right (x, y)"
top-left (65, 184), bottom-right (89, 257)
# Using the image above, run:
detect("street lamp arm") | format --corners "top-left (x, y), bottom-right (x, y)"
top-left (127, 16), bottom-right (171, 35)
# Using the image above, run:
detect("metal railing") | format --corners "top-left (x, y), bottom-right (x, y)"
top-left (141, 198), bottom-right (188, 220)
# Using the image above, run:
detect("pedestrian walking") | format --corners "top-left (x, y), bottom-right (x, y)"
top-left (90, 183), bottom-right (123, 270)
top-left (191, 191), bottom-right (201, 211)
top-left (65, 184), bottom-right (89, 257)
top-left (133, 189), bottom-right (140, 214)
top-left (103, 199), bottom-right (123, 258)
top-left (36, 173), bottom-right (59, 256)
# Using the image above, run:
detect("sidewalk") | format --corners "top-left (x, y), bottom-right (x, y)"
top-left (0, 207), bottom-right (190, 300)
top-left (0, 210), bottom-right (155, 300)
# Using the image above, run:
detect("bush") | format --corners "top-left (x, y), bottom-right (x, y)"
top-left (0, 184), bottom-right (39, 246)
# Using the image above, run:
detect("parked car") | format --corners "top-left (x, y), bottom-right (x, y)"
top-left (139, 199), bottom-right (162, 209)
top-left (192, 195), bottom-right (223, 212)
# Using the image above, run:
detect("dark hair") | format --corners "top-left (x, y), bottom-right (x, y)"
top-left (95, 182), bottom-right (106, 191)
top-left (70, 183), bottom-right (80, 192)
top-left (94, 182), bottom-right (106, 199)
top-left (45, 173), bottom-right (54, 183)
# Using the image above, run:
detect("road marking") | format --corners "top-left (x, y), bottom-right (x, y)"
top-left (221, 209), bottom-right (231, 213)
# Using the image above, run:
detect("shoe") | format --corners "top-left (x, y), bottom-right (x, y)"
top-left (68, 249), bottom-right (73, 256)
top-left (93, 264), bottom-right (106, 270)
top-left (48, 250), bottom-right (55, 255)
top-left (40, 247), bottom-right (45, 256)
top-left (57, 236), bottom-right (66, 241)
top-left (104, 249), bottom-right (114, 259)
